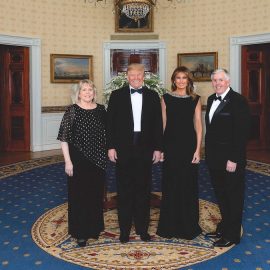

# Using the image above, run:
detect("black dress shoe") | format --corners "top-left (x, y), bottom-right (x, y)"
top-left (89, 234), bottom-right (99, 240)
top-left (140, 233), bottom-right (151, 242)
top-left (205, 232), bottom-right (222, 238)
top-left (119, 233), bottom-right (129, 243)
top-left (214, 237), bottom-right (236, 247)
top-left (77, 239), bottom-right (87, 247)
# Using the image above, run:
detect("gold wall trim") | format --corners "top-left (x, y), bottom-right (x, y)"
top-left (42, 106), bottom-right (67, 113)
top-left (110, 34), bottom-right (159, 40)
top-left (42, 105), bottom-right (206, 112)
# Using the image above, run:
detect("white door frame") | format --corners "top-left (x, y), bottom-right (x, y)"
top-left (230, 32), bottom-right (270, 92)
top-left (0, 34), bottom-right (42, 151)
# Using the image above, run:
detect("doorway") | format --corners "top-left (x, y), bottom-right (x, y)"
top-left (242, 43), bottom-right (270, 150)
top-left (230, 33), bottom-right (270, 160)
top-left (0, 34), bottom-right (42, 152)
top-left (0, 45), bottom-right (30, 151)
top-left (103, 41), bottom-right (166, 88)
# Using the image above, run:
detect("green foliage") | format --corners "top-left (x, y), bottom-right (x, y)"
top-left (103, 72), bottom-right (167, 107)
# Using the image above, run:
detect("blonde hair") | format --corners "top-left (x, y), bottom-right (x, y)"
top-left (73, 79), bottom-right (97, 104)
top-left (127, 63), bottom-right (145, 73)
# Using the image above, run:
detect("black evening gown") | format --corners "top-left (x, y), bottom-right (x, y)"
top-left (58, 104), bottom-right (107, 240)
top-left (157, 93), bottom-right (202, 240)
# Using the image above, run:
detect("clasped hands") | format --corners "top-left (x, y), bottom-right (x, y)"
top-left (226, 160), bottom-right (237, 172)
top-left (108, 149), bottom-right (162, 164)
top-left (159, 151), bottom-right (201, 164)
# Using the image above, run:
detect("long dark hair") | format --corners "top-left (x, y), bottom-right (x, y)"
top-left (171, 66), bottom-right (196, 99)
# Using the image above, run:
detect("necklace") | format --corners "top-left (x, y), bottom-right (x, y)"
top-left (169, 92), bottom-right (190, 98)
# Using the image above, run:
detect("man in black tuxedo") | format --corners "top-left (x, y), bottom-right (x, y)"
top-left (205, 68), bottom-right (250, 247)
top-left (107, 63), bottom-right (163, 243)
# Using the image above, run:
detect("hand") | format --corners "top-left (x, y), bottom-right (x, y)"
top-left (191, 151), bottom-right (200, 164)
top-left (226, 160), bottom-right (237, 172)
top-left (108, 149), bottom-right (117, 163)
top-left (65, 160), bottom-right (73, 176)
top-left (160, 152), bottom-right (165, 162)
top-left (152, 151), bottom-right (161, 164)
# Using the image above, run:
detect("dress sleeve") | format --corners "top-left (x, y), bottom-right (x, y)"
top-left (57, 105), bottom-right (75, 142)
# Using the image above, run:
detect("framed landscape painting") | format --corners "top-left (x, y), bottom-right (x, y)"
top-left (50, 54), bottom-right (93, 83)
top-left (177, 52), bottom-right (218, 81)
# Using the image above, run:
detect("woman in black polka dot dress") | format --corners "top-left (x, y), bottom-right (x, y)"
top-left (57, 79), bottom-right (107, 247)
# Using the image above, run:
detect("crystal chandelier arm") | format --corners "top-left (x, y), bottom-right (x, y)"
top-left (85, 0), bottom-right (189, 14)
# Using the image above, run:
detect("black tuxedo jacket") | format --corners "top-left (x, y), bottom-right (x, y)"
top-left (205, 88), bottom-right (250, 169)
top-left (107, 85), bottom-right (163, 161)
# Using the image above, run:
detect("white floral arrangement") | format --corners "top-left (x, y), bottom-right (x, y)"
top-left (103, 72), bottom-right (167, 108)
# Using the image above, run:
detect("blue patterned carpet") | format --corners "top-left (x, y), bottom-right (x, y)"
top-left (0, 159), bottom-right (270, 270)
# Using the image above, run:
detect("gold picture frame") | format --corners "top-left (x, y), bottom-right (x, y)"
top-left (177, 52), bottom-right (218, 81)
top-left (50, 54), bottom-right (93, 83)
top-left (115, 5), bottom-right (153, 32)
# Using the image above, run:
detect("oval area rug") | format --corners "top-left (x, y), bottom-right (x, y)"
top-left (31, 195), bottom-right (235, 270)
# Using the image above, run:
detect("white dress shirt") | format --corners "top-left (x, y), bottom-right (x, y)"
top-left (209, 87), bottom-right (230, 123)
top-left (130, 86), bottom-right (142, 132)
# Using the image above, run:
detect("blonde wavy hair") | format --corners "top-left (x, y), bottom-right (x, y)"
top-left (72, 79), bottom-right (97, 104)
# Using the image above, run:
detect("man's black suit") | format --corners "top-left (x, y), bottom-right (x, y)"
top-left (107, 85), bottom-right (163, 236)
top-left (205, 88), bottom-right (250, 243)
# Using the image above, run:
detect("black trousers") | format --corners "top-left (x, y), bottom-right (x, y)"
top-left (209, 166), bottom-right (245, 243)
top-left (116, 145), bottom-right (152, 235)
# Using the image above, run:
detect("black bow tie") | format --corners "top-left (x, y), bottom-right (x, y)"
top-left (214, 96), bottom-right (222, 101)
top-left (131, 88), bottom-right (143, 94)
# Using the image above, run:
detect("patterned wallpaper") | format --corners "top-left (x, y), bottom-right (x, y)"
top-left (0, 0), bottom-right (270, 106)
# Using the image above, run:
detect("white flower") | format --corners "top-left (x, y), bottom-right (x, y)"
top-left (103, 72), bottom-right (167, 108)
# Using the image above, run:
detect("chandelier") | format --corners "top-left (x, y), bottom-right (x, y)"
top-left (120, 0), bottom-right (153, 22)
top-left (85, 1), bottom-right (188, 21)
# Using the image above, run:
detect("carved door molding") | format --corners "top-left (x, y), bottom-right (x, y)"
top-left (0, 45), bottom-right (30, 151)
top-left (242, 44), bottom-right (270, 150)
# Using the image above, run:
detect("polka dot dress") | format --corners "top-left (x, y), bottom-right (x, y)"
top-left (57, 104), bottom-right (107, 170)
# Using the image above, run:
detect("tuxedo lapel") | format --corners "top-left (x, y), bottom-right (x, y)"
top-left (212, 97), bottom-right (230, 117)
top-left (211, 89), bottom-right (233, 123)
top-left (206, 95), bottom-right (214, 126)
top-left (123, 86), bottom-right (134, 129)
top-left (140, 86), bottom-right (147, 129)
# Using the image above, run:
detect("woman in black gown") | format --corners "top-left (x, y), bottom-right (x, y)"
top-left (57, 79), bottom-right (107, 247)
top-left (157, 66), bottom-right (202, 240)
